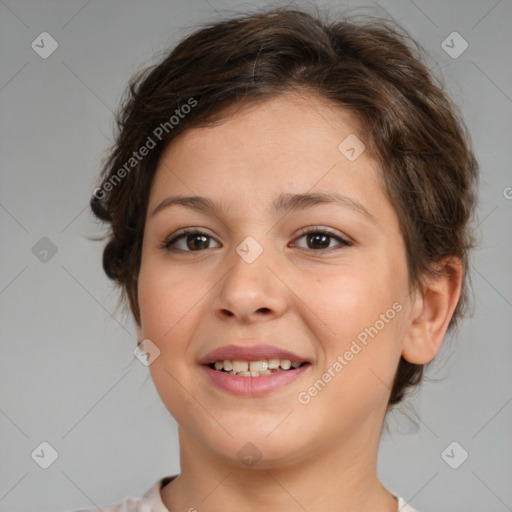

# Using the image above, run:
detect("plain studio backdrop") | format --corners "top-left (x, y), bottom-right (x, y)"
top-left (0, 1), bottom-right (511, 511)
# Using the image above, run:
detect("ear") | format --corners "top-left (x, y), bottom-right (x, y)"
top-left (402, 258), bottom-right (463, 364)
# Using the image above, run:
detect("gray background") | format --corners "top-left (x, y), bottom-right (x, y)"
top-left (1, 1), bottom-right (511, 511)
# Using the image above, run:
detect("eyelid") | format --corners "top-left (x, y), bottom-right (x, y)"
top-left (161, 227), bottom-right (220, 251)
top-left (162, 225), bottom-right (352, 252)
top-left (292, 225), bottom-right (351, 243)
top-left (290, 225), bottom-right (352, 249)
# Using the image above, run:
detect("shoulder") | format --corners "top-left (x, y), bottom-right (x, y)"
top-left (63, 476), bottom-right (175, 512)
top-left (65, 496), bottom-right (140, 512)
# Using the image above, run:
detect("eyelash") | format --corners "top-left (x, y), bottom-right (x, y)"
top-left (161, 226), bottom-right (352, 253)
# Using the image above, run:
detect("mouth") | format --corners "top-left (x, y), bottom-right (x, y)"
top-left (206, 359), bottom-right (310, 377)
top-left (199, 344), bottom-right (311, 396)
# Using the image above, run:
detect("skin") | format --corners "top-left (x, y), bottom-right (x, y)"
top-left (136, 91), bottom-right (463, 512)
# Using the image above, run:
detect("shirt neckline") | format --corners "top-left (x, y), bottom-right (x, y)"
top-left (152, 475), bottom-right (416, 512)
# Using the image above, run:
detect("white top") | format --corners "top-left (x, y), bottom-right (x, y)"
top-left (66, 475), bottom-right (420, 512)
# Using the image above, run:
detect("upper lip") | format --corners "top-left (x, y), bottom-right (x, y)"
top-left (199, 344), bottom-right (309, 364)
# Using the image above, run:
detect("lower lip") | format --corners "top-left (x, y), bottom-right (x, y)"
top-left (201, 364), bottom-right (310, 396)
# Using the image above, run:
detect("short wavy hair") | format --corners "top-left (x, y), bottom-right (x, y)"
top-left (90, 7), bottom-right (478, 407)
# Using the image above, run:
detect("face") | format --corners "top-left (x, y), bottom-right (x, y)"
top-left (137, 92), bottom-right (414, 468)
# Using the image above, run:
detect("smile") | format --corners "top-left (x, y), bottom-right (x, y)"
top-left (208, 358), bottom-right (307, 377)
top-left (202, 361), bottom-right (311, 396)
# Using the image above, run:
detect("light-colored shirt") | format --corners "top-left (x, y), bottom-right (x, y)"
top-left (66, 475), bottom-right (420, 511)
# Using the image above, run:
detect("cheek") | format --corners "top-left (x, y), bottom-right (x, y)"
top-left (299, 263), bottom-right (406, 350)
top-left (296, 259), bottom-right (407, 404)
top-left (137, 259), bottom-right (204, 341)
top-left (294, 282), bottom-right (405, 436)
top-left (137, 261), bottom-right (208, 423)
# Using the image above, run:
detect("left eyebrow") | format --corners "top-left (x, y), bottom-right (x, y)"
top-left (271, 192), bottom-right (376, 224)
top-left (150, 191), bottom-right (376, 224)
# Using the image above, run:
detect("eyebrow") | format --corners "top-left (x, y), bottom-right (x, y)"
top-left (150, 191), bottom-right (376, 224)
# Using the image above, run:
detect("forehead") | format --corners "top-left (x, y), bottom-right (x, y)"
top-left (147, 91), bottom-right (396, 229)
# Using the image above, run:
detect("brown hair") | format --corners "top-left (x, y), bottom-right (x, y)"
top-left (90, 6), bottom-right (478, 407)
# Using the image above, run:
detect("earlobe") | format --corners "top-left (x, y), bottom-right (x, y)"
top-left (402, 258), bottom-right (463, 365)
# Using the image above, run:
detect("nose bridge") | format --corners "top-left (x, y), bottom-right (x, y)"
top-left (212, 233), bottom-right (286, 322)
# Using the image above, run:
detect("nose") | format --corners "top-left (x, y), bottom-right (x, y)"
top-left (211, 241), bottom-right (288, 324)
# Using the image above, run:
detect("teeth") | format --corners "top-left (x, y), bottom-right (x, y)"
top-left (280, 360), bottom-right (291, 370)
top-left (231, 360), bottom-right (249, 372)
top-left (249, 360), bottom-right (267, 372)
top-left (210, 358), bottom-right (304, 376)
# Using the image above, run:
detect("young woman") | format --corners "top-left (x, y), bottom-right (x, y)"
top-left (75, 6), bottom-right (478, 511)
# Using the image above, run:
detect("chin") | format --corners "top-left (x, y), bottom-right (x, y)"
top-left (198, 425), bottom-right (311, 469)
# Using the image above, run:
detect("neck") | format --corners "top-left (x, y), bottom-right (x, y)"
top-left (161, 420), bottom-right (397, 512)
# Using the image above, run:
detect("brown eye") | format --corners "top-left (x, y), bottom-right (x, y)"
top-left (305, 232), bottom-right (331, 249)
top-left (291, 227), bottom-right (351, 251)
top-left (163, 229), bottom-right (221, 252)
